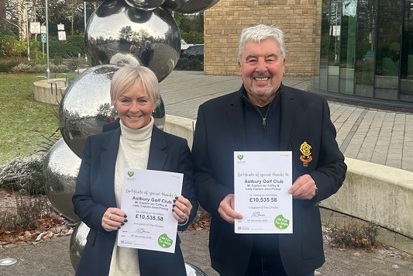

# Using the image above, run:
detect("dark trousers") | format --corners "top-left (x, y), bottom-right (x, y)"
top-left (244, 235), bottom-right (314, 276)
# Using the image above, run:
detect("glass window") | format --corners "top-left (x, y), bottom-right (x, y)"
top-left (316, 0), bottom-right (413, 108)
top-left (400, 0), bottom-right (413, 102)
top-left (328, 0), bottom-right (341, 93)
top-left (355, 0), bottom-right (376, 98)
top-left (316, 0), bottom-right (331, 91)
top-left (375, 0), bottom-right (403, 100)
top-left (339, 0), bottom-right (357, 95)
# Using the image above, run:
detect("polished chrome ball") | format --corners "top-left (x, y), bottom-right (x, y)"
top-left (124, 0), bottom-right (165, 10)
top-left (59, 64), bottom-right (166, 158)
top-left (69, 222), bottom-right (207, 275)
top-left (162, 0), bottom-right (219, 13)
top-left (43, 138), bottom-right (81, 222)
top-left (69, 221), bottom-right (89, 271)
top-left (185, 263), bottom-right (208, 276)
top-left (59, 64), bottom-right (119, 158)
top-left (86, 0), bottom-right (180, 82)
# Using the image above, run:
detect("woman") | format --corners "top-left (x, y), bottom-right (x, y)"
top-left (72, 65), bottom-right (197, 276)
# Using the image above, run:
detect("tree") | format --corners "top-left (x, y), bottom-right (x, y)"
top-left (0, 0), bottom-right (6, 27)
top-left (3, 0), bottom-right (28, 41)
top-left (174, 12), bottom-right (204, 44)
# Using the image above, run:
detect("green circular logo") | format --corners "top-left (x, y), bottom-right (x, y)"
top-left (274, 214), bottom-right (290, 230)
top-left (158, 233), bottom-right (173, 248)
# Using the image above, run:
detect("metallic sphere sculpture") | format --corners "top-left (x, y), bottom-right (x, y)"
top-left (59, 64), bottom-right (166, 158)
top-left (86, 0), bottom-right (180, 82)
top-left (83, 0), bottom-right (220, 14)
top-left (43, 138), bottom-right (81, 222)
top-left (163, 0), bottom-right (220, 13)
top-left (59, 64), bottom-right (119, 158)
top-left (69, 221), bottom-right (89, 270)
top-left (69, 222), bottom-right (207, 275)
top-left (124, 0), bottom-right (165, 10)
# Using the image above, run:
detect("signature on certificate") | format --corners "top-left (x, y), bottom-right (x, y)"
top-left (251, 212), bottom-right (265, 218)
top-left (136, 228), bottom-right (150, 234)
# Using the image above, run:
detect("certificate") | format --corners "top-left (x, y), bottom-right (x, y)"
top-left (117, 168), bottom-right (183, 253)
top-left (234, 151), bottom-right (293, 234)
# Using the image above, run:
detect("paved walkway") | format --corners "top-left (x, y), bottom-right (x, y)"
top-left (1, 228), bottom-right (412, 275)
top-left (160, 70), bottom-right (413, 172)
top-left (1, 70), bottom-right (413, 275)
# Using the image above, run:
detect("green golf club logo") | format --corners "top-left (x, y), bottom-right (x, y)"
top-left (127, 171), bottom-right (134, 177)
top-left (158, 233), bottom-right (173, 248)
top-left (237, 154), bottom-right (244, 161)
top-left (274, 214), bottom-right (290, 230)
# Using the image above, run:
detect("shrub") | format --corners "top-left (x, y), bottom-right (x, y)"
top-left (175, 58), bottom-right (203, 71)
top-left (56, 64), bottom-right (70, 73)
top-left (0, 57), bottom-right (25, 72)
top-left (11, 63), bottom-right (32, 73)
top-left (66, 56), bottom-right (81, 71)
top-left (181, 31), bottom-right (204, 44)
top-left (49, 35), bottom-right (85, 59)
top-left (53, 55), bottom-right (64, 65)
top-left (0, 192), bottom-right (49, 231)
top-left (10, 63), bottom-right (70, 73)
top-left (0, 27), bottom-right (17, 57)
top-left (0, 155), bottom-right (46, 195)
top-left (32, 64), bottom-right (48, 73)
top-left (1, 35), bottom-right (26, 57)
top-left (327, 219), bottom-right (380, 249)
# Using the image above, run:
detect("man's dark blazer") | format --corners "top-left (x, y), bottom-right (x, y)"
top-left (72, 125), bottom-right (197, 276)
top-left (191, 84), bottom-right (347, 276)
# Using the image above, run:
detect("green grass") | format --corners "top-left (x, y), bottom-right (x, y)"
top-left (0, 72), bottom-right (78, 165)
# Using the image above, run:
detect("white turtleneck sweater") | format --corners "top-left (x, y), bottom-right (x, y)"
top-left (108, 118), bottom-right (154, 276)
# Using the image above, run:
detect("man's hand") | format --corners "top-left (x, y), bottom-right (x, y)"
top-left (218, 194), bottom-right (243, 224)
top-left (288, 174), bottom-right (317, 200)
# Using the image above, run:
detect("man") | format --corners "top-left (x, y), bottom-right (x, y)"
top-left (191, 24), bottom-right (347, 276)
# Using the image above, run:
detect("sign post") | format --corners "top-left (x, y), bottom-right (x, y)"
top-left (41, 25), bottom-right (46, 58)
top-left (30, 22), bottom-right (41, 35)
top-left (45, 0), bottom-right (50, 79)
top-left (57, 23), bottom-right (66, 41)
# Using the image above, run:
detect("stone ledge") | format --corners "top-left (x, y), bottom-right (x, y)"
top-left (164, 114), bottom-right (195, 149)
top-left (320, 158), bottom-right (413, 240)
top-left (320, 208), bottom-right (413, 256)
top-left (33, 78), bottom-right (67, 105)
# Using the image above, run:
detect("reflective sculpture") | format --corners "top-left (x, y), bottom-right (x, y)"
top-left (85, 0), bottom-right (180, 82)
top-left (43, 138), bottom-right (81, 222)
top-left (59, 64), bottom-right (119, 158)
top-left (163, 0), bottom-right (220, 13)
top-left (69, 222), bottom-right (89, 270)
top-left (59, 64), bottom-right (166, 158)
top-left (124, 0), bottom-right (165, 10)
top-left (83, 0), bottom-right (220, 14)
top-left (69, 222), bottom-right (206, 275)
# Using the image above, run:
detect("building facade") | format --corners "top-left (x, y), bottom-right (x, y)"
top-left (204, 0), bottom-right (413, 109)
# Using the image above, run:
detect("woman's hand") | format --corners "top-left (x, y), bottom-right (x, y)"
top-left (102, 207), bottom-right (127, 232)
top-left (172, 196), bottom-right (192, 225)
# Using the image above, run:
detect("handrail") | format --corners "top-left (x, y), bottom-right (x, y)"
top-left (35, 76), bottom-right (48, 79)
top-left (47, 79), bottom-right (67, 95)
top-left (53, 72), bottom-right (68, 84)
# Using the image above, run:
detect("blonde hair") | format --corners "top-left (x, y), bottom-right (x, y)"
top-left (110, 66), bottom-right (160, 105)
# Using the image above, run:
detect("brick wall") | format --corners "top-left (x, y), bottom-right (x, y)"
top-left (204, 0), bottom-right (321, 77)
